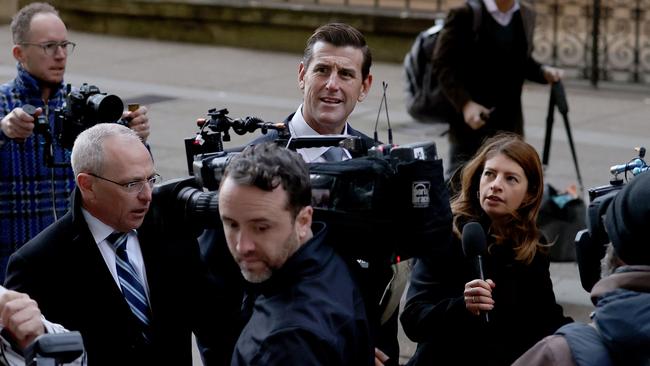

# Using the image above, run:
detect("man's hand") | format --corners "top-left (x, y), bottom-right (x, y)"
top-left (462, 100), bottom-right (489, 130)
top-left (542, 65), bottom-right (564, 84)
top-left (0, 289), bottom-right (45, 349)
top-left (122, 105), bottom-right (150, 142)
top-left (0, 106), bottom-right (41, 140)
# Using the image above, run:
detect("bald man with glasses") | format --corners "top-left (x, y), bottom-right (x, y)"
top-left (0, 3), bottom-right (151, 284)
top-left (4, 124), bottom-right (228, 365)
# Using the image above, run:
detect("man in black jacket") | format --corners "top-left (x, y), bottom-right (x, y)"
top-left (5, 124), bottom-right (229, 365)
top-left (220, 143), bottom-right (373, 365)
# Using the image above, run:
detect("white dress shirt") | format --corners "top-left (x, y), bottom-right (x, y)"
top-left (288, 105), bottom-right (352, 162)
top-left (81, 209), bottom-right (150, 301)
top-left (482, 0), bottom-right (520, 26)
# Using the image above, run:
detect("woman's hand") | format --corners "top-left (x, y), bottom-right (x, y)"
top-left (464, 279), bottom-right (495, 316)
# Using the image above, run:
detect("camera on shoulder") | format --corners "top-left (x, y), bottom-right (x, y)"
top-left (575, 147), bottom-right (648, 292)
top-left (151, 107), bottom-right (453, 266)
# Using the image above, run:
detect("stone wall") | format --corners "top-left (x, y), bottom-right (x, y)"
top-left (0, 0), bottom-right (18, 23)
top-left (16, 0), bottom-right (439, 63)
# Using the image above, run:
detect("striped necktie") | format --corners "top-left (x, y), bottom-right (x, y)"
top-left (107, 231), bottom-right (152, 343)
top-left (322, 146), bottom-right (346, 162)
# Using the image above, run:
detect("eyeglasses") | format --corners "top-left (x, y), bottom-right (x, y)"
top-left (89, 173), bottom-right (161, 194)
top-left (19, 41), bottom-right (76, 56)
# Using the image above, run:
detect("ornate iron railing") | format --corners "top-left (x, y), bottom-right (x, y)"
top-left (269, 0), bottom-right (650, 85)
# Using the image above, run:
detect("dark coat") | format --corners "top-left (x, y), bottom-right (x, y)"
top-left (231, 223), bottom-right (374, 366)
top-left (5, 188), bottom-right (231, 366)
top-left (401, 225), bottom-right (571, 366)
top-left (513, 266), bottom-right (650, 366)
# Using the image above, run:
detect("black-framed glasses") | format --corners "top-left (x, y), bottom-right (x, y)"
top-left (89, 173), bottom-right (161, 194)
top-left (19, 41), bottom-right (76, 56)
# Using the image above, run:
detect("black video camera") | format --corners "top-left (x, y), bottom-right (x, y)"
top-left (575, 147), bottom-right (648, 292)
top-left (152, 108), bottom-right (452, 266)
top-left (25, 84), bottom-right (127, 168)
top-left (54, 83), bottom-right (126, 150)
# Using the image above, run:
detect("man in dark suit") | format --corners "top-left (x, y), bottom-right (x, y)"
top-left (244, 23), bottom-right (399, 365)
top-left (5, 123), bottom-right (229, 365)
top-left (248, 22), bottom-right (375, 158)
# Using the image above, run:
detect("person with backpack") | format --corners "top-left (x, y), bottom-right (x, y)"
top-left (513, 171), bottom-right (650, 366)
top-left (432, 0), bottom-right (562, 178)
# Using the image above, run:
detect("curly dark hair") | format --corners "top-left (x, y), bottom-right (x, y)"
top-left (223, 143), bottom-right (311, 218)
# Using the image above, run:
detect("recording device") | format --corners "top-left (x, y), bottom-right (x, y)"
top-left (461, 221), bottom-right (489, 322)
top-left (55, 83), bottom-right (126, 150)
top-left (608, 147), bottom-right (648, 177)
top-left (152, 107), bottom-right (452, 265)
top-left (25, 83), bottom-right (127, 168)
top-left (24, 332), bottom-right (84, 366)
top-left (575, 147), bottom-right (648, 292)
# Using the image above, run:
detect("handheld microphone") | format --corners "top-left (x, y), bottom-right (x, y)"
top-left (461, 221), bottom-right (489, 322)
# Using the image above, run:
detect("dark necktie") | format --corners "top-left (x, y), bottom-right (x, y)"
top-left (322, 146), bottom-right (346, 162)
top-left (107, 231), bottom-right (152, 343)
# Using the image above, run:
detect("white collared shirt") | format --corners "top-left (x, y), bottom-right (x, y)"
top-left (483, 0), bottom-right (520, 26)
top-left (82, 209), bottom-right (150, 300)
top-left (288, 105), bottom-right (352, 162)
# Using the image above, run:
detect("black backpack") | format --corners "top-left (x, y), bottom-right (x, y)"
top-left (403, 0), bottom-right (482, 123)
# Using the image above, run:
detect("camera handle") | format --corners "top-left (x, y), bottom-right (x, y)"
top-left (24, 332), bottom-right (84, 366)
top-left (21, 104), bottom-right (69, 168)
top-left (284, 135), bottom-right (367, 157)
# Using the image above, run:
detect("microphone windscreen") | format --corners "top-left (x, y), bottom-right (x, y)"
top-left (462, 222), bottom-right (487, 258)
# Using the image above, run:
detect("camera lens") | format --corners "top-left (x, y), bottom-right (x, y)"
top-left (86, 94), bottom-right (124, 123)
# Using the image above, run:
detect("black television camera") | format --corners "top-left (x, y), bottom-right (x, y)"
top-left (152, 108), bottom-right (452, 266)
top-left (575, 147), bottom-right (648, 292)
top-left (27, 83), bottom-right (126, 168)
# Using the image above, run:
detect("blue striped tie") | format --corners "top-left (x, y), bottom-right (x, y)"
top-left (107, 232), bottom-right (152, 343)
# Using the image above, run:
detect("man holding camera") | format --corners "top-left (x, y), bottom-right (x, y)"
top-left (242, 22), bottom-right (399, 365)
top-left (5, 124), bottom-right (226, 365)
top-left (0, 2), bottom-right (150, 283)
top-left (0, 286), bottom-right (84, 365)
top-left (513, 171), bottom-right (650, 365)
top-left (219, 143), bottom-right (373, 365)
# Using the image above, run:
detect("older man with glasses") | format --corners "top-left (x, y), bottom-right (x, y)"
top-left (0, 3), bottom-right (151, 284)
top-left (5, 123), bottom-right (227, 365)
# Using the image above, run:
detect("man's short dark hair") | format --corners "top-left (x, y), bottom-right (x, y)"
top-left (11, 2), bottom-right (59, 44)
top-left (303, 22), bottom-right (372, 81)
top-left (223, 143), bottom-right (312, 217)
